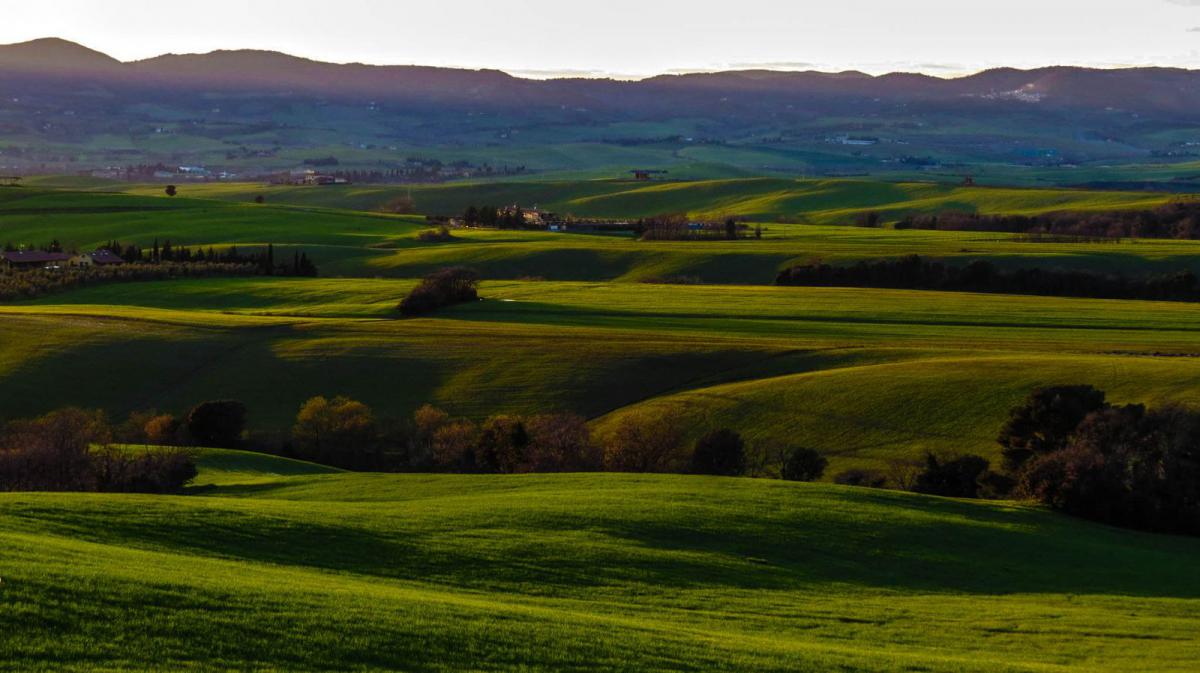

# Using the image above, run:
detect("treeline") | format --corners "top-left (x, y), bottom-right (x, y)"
top-left (776, 255), bottom-right (1200, 302)
top-left (462, 205), bottom-right (534, 229)
top-left (0, 262), bottom-right (260, 301)
top-left (894, 200), bottom-right (1200, 240)
top-left (111, 239), bottom-right (318, 276)
top-left (0, 408), bottom-right (196, 493)
top-left (636, 214), bottom-right (761, 241)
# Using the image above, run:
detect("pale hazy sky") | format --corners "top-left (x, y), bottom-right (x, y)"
top-left (5, 0), bottom-right (1200, 78)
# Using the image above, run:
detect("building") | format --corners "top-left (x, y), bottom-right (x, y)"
top-left (75, 250), bottom-right (126, 267)
top-left (0, 251), bottom-right (75, 270)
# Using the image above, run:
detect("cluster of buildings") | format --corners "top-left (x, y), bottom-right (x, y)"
top-left (0, 249), bottom-right (126, 271)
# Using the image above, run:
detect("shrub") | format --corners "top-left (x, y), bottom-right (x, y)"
top-left (690, 429), bottom-right (746, 476)
top-left (603, 411), bottom-right (688, 473)
top-left (186, 400), bottom-right (247, 448)
top-left (292, 396), bottom-right (379, 469)
top-left (0, 408), bottom-right (195, 493)
top-left (832, 469), bottom-right (887, 489)
top-left (525, 413), bottom-right (602, 472)
top-left (998, 385), bottom-right (1108, 473)
top-left (432, 420), bottom-right (480, 470)
top-left (144, 414), bottom-right (183, 446)
top-left (475, 415), bottom-right (530, 473)
top-left (399, 267), bottom-right (479, 316)
top-left (912, 453), bottom-right (990, 498)
top-left (781, 448), bottom-right (827, 482)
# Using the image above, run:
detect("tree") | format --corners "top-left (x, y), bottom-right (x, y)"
top-left (781, 447), bottom-right (827, 482)
top-left (525, 413), bottom-right (601, 472)
top-left (475, 415), bottom-right (530, 473)
top-left (998, 385), bottom-right (1108, 473)
top-left (254, 195), bottom-right (265, 204)
top-left (399, 267), bottom-right (480, 316)
top-left (912, 453), bottom-right (990, 498)
top-left (144, 414), bottom-right (182, 446)
top-left (724, 218), bottom-right (738, 240)
top-left (165, 185), bottom-right (177, 197)
top-left (292, 396), bottom-right (378, 468)
top-left (690, 428), bottom-right (746, 476)
top-left (185, 400), bottom-right (246, 448)
top-left (603, 411), bottom-right (688, 473)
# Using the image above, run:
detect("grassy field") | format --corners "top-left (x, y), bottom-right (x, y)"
top-left (5, 185), bottom-right (1200, 283)
top-left (111, 176), bottom-right (1179, 222)
top-left (5, 277), bottom-right (1200, 473)
top-left (1, 448), bottom-right (1198, 672)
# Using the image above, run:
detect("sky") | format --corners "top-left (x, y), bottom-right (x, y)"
top-left (5, 0), bottom-right (1200, 78)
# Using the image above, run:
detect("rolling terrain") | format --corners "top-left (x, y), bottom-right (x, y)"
top-left (5, 277), bottom-right (1200, 473)
top-left (1, 448), bottom-right (1198, 672)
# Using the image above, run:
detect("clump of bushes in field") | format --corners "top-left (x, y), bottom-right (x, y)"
top-left (416, 225), bottom-right (455, 242)
top-left (0, 408), bottom-right (197, 493)
top-left (776, 254), bottom-right (1200, 302)
top-left (398, 267), bottom-right (480, 316)
top-left (997, 385), bottom-right (1200, 535)
top-left (895, 200), bottom-right (1200, 240)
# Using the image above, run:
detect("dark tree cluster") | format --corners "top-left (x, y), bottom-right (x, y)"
top-left (144, 240), bottom-right (316, 276)
top-left (776, 255), bottom-right (1200, 302)
top-left (896, 200), bottom-right (1200, 240)
top-left (0, 262), bottom-right (263, 302)
top-left (636, 214), bottom-right (748, 241)
top-left (398, 267), bottom-right (480, 316)
top-left (0, 408), bottom-right (196, 494)
top-left (461, 205), bottom-right (530, 229)
top-left (999, 385), bottom-right (1200, 535)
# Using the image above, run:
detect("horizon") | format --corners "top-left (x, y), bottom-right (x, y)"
top-left (5, 0), bottom-right (1200, 79)
top-left (12, 35), bottom-right (1200, 82)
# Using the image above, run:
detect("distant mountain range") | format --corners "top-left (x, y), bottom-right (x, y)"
top-left (3, 38), bottom-right (1200, 179)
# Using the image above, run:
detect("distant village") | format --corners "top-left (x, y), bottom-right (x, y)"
top-left (81, 156), bottom-right (528, 185)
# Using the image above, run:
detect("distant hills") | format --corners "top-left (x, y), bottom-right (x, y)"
top-left (3, 38), bottom-right (1200, 180)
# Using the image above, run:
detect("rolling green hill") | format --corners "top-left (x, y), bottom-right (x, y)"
top-left (2, 452), bottom-right (1198, 672)
top-left (113, 177), bottom-right (1178, 222)
top-left (6, 278), bottom-right (1200, 473)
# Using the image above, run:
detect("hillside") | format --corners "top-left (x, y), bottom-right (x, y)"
top-left (1, 451), bottom-right (1197, 672)
top-left (6, 277), bottom-right (1200, 473)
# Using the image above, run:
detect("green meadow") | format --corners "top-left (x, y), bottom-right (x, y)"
top-left (4, 182), bottom-right (1200, 671)
top-left (1, 449), bottom-right (1198, 672)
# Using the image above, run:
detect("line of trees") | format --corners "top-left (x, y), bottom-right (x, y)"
top-left (461, 205), bottom-right (530, 229)
top-left (894, 200), bottom-right (1200, 240)
top-left (636, 214), bottom-right (758, 241)
top-left (776, 255), bottom-right (1200, 302)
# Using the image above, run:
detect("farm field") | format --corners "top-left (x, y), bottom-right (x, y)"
top-left (5, 185), bottom-right (1200, 283)
top-left (1, 448), bottom-right (1198, 672)
top-left (4, 277), bottom-right (1200, 472)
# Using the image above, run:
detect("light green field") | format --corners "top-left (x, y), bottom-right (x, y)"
top-left (5, 277), bottom-right (1200, 473)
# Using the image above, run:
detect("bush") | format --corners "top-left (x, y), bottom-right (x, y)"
top-left (186, 400), bottom-right (247, 448)
top-left (832, 469), bottom-right (887, 489)
top-left (998, 385), bottom-right (1108, 472)
top-left (690, 429), bottom-right (746, 476)
top-left (781, 448), bottom-right (827, 482)
top-left (399, 267), bottom-right (480, 316)
top-left (474, 415), bottom-right (530, 473)
top-left (912, 453), bottom-right (990, 498)
top-left (602, 411), bottom-right (688, 473)
top-left (525, 413), bottom-right (602, 472)
top-left (292, 396), bottom-right (379, 469)
top-left (0, 408), bottom-right (195, 493)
